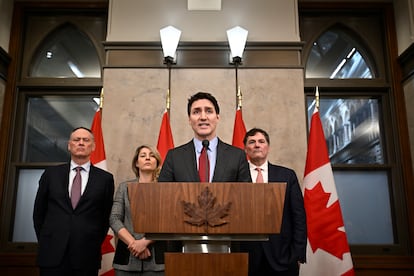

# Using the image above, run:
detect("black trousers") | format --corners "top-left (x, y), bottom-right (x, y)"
top-left (39, 250), bottom-right (98, 276)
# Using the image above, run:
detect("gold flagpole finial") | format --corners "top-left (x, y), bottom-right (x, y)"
top-left (237, 86), bottom-right (242, 109)
top-left (315, 86), bottom-right (319, 109)
top-left (166, 89), bottom-right (171, 111)
top-left (99, 88), bottom-right (104, 109)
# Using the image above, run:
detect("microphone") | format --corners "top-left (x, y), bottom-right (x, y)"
top-left (202, 140), bottom-right (209, 182)
top-left (202, 139), bottom-right (209, 149)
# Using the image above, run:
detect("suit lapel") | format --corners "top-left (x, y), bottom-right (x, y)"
top-left (268, 163), bottom-right (274, 182)
top-left (77, 165), bottom-right (96, 208)
top-left (212, 139), bottom-right (225, 181)
top-left (183, 141), bottom-right (199, 181)
top-left (60, 163), bottom-right (73, 209)
top-left (267, 163), bottom-right (279, 182)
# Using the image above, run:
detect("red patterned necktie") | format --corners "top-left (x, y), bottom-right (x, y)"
top-left (255, 167), bottom-right (264, 183)
top-left (71, 166), bottom-right (82, 208)
top-left (199, 147), bottom-right (209, 182)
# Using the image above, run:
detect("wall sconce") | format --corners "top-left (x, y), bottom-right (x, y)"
top-left (227, 26), bottom-right (248, 105)
top-left (226, 26), bottom-right (248, 65)
top-left (160, 25), bottom-right (182, 65)
top-left (160, 25), bottom-right (181, 117)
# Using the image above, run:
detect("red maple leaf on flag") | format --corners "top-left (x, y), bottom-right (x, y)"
top-left (305, 181), bottom-right (350, 260)
top-left (101, 233), bottom-right (115, 255)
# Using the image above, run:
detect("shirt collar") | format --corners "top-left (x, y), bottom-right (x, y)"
top-left (249, 160), bottom-right (268, 172)
top-left (71, 160), bottom-right (91, 172)
top-left (193, 137), bottom-right (218, 153)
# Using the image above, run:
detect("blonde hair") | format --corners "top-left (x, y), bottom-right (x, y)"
top-left (131, 144), bottom-right (162, 181)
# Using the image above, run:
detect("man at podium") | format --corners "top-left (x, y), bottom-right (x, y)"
top-left (157, 91), bottom-right (251, 257)
top-left (240, 128), bottom-right (307, 276)
top-left (159, 91), bottom-right (251, 184)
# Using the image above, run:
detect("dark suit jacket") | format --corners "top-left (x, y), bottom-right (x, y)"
top-left (156, 138), bottom-right (251, 262)
top-left (158, 138), bottom-right (251, 183)
top-left (33, 163), bottom-right (114, 269)
top-left (240, 162), bottom-right (307, 272)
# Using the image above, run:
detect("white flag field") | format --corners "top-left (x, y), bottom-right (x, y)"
top-left (299, 107), bottom-right (355, 276)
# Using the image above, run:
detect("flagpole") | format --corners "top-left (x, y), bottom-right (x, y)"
top-left (166, 60), bottom-right (172, 116)
top-left (168, 65), bottom-right (171, 102)
top-left (166, 88), bottom-right (171, 114)
top-left (315, 86), bottom-right (319, 109)
top-left (235, 61), bottom-right (239, 108)
top-left (237, 86), bottom-right (242, 110)
top-left (99, 88), bottom-right (104, 109)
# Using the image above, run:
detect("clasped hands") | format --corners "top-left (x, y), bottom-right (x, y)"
top-left (128, 238), bottom-right (152, 259)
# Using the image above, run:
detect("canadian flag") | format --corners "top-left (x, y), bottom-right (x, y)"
top-left (231, 108), bottom-right (247, 150)
top-left (90, 109), bottom-right (107, 169)
top-left (299, 107), bottom-right (355, 276)
top-left (90, 109), bottom-right (115, 276)
top-left (157, 110), bottom-right (174, 162)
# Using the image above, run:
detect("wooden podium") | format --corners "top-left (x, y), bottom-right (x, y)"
top-left (128, 182), bottom-right (286, 276)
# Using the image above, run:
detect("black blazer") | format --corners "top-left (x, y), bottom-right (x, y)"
top-left (240, 162), bottom-right (307, 272)
top-left (33, 163), bottom-right (114, 269)
top-left (158, 138), bottom-right (251, 183)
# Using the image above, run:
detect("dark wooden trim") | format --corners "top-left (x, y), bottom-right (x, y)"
top-left (0, 1), bottom-right (25, 252)
top-left (0, 253), bottom-right (38, 276)
top-left (398, 43), bottom-right (414, 82)
top-left (104, 41), bottom-right (304, 68)
top-left (0, 47), bottom-right (11, 81)
top-left (0, 253), bottom-right (37, 266)
top-left (384, 2), bottom-right (414, 256)
top-left (165, 253), bottom-right (248, 276)
top-left (354, 255), bottom-right (414, 270)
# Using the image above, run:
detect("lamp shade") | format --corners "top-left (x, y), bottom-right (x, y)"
top-left (226, 26), bottom-right (248, 59)
top-left (160, 25), bottom-right (182, 59)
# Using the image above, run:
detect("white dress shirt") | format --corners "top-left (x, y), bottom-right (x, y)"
top-left (249, 160), bottom-right (268, 183)
top-left (68, 161), bottom-right (91, 197)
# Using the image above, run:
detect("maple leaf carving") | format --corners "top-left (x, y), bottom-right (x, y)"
top-left (304, 182), bottom-right (350, 260)
top-left (181, 187), bottom-right (232, 233)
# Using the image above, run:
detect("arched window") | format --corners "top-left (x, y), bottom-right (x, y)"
top-left (2, 7), bottom-right (107, 248)
top-left (29, 24), bottom-right (101, 78)
top-left (301, 8), bottom-right (408, 256)
top-left (306, 25), bottom-right (376, 79)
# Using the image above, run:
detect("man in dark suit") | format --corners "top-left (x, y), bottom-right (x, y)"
top-left (33, 127), bottom-right (115, 276)
top-left (157, 92), bottom-right (251, 258)
top-left (158, 91), bottom-right (251, 183)
top-left (240, 128), bottom-right (307, 276)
